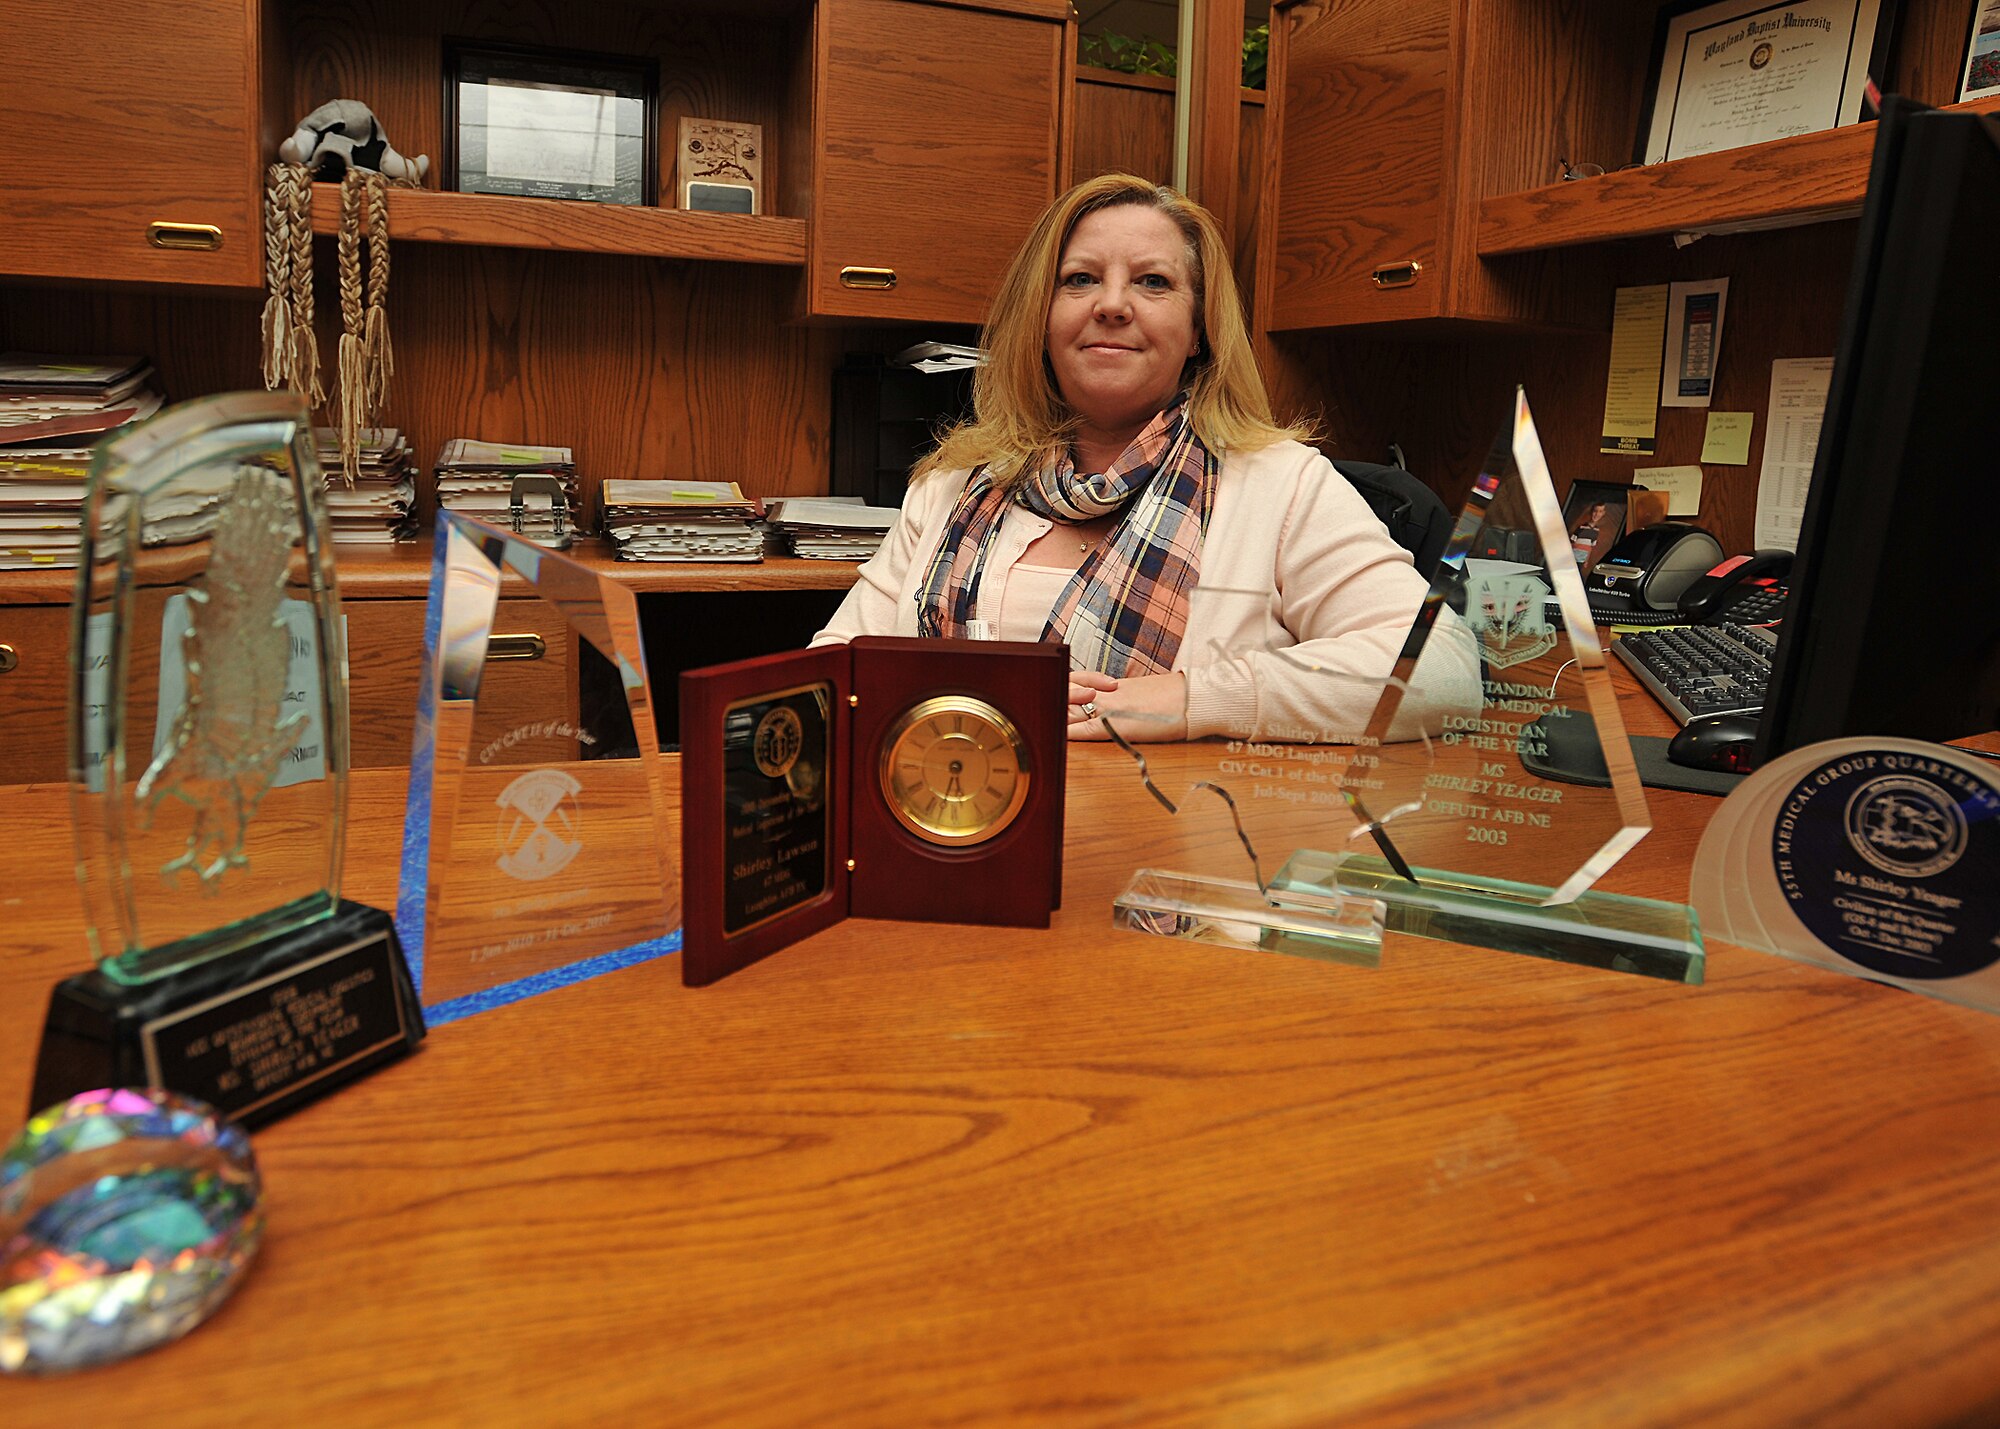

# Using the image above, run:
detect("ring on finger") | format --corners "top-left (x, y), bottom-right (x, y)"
top-left (1079, 700), bottom-right (1099, 720)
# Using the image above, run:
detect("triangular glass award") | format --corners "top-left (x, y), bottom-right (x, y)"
top-left (398, 512), bottom-right (678, 1020)
top-left (1278, 389), bottom-right (1703, 982)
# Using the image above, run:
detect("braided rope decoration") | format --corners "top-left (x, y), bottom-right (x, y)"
top-left (361, 170), bottom-right (394, 423)
top-left (284, 163), bottom-right (322, 410)
top-left (259, 153), bottom-right (413, 483)
top-left (260, 165), bottom-right (294, 391)
top-left (335, 170), bottom-right (367, 487)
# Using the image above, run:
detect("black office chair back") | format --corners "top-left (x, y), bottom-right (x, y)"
top-left (1330, 459), bottom-right (1454, 580)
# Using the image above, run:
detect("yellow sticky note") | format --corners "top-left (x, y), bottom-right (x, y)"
top-left (1701, 412), bottom-right (1754, 465)
top-left (1633, 464), bottom-right (1704, 515)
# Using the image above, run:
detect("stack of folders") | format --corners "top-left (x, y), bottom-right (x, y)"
top-left (764, 497), bottom-right (897, 560)
top-left (603, 480), bottom-right (762, 562)
top-left (0, 354), bottom-right (165, 570)
top-left (314, 427), bottom-right (418, 546)
top-left (433, 438), bottom-right (579, 548)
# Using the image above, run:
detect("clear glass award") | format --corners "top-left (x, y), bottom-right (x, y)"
top-left (400, 511), bottom-right (677, 1018)
top-left (1283, 390), bottom-right (1704, 982)
top-left (1105, 586), bottom-right (1423, 967)
top-left (34, 392), bottom-right (424, 1127)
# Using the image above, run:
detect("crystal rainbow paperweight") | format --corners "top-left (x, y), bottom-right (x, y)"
top-left (1, 1088), bottom-right (263, 1375)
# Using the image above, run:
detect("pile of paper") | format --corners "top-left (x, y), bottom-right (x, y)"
top-left (603, 480), bottom-right (762, 562)
top-left (0, 354), bottom-right (165, 570)
top-left (315, 427), bottom-right (417, 546)
top-left (434, 438), bottom-right (579, 548)
top-left (0, 446), bottom-right (92, 571)
top-left (891, 341), bottom-right (986, 374)
top-left (764, 497), bottom-right (897, 560)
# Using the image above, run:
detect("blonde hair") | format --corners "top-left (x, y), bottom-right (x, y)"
top-left (923, 173), bottom-right (1309, 486)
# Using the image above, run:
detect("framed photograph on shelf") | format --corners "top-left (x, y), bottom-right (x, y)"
top-left (676, 119), bottom-right (764, 215)
top-left (445, 40), bottom-right (658, 205)
top-left (1635, 0), bottom-right (1894, 166)
top-left (1963, 0), bottom-right (2000, 101)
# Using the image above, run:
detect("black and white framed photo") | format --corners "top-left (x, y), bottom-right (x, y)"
top-left (1963, 0), bottom-right (2000, 101)
top-left (1636, 0), bottom-right (1895, 165)
top-left (444, 40), bottom-right (658, 205)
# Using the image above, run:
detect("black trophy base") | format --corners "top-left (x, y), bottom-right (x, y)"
top-left (30, 899), bottom-right (425, 1129)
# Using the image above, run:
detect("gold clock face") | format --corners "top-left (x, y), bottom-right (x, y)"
top-left (878, 695), bottom-right (1032, 847)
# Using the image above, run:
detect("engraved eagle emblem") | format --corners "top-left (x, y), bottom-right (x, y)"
top-left (135, 464), bottom-right (307, 890)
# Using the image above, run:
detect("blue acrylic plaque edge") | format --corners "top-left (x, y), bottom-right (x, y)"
top-left (393, 514), bottom-right (682, 1026)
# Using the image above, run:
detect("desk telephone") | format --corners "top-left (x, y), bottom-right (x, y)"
top-left (1677, 548), bottom-right (1793, 623)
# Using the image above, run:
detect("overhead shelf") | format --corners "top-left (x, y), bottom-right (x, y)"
top-left (1477, 95), bottom-right (2000, 257)
top-left (308, 184), bottom-right (807, 266)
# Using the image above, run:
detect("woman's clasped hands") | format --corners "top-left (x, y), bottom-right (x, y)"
top-left (1066, 668), bottom-right (1187, 742)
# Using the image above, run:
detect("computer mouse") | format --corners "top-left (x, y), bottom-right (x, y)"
top-left (1667, 713), bottom-right (1761, 773)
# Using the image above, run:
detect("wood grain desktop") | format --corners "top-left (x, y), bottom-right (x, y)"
top-left (5, 724), bottom-right (2000, 1423)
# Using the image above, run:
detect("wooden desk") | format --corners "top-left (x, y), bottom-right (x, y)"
top-left (6, 743), bottom-right (2000, 1424)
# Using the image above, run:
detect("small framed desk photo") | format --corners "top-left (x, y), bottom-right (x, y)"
top-left (1635, 0), bottom-right (1894, 166)
top-left (444, 39), bottom-right (659, 206)
top-left (676, 118), bottom-right (764, 215)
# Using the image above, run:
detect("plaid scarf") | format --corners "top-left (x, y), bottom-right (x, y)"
top-left (916, 400), bottom-right (1216, 675)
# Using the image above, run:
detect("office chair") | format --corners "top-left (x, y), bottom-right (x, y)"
top-left (1330, 458), bottom-right (1454, 581)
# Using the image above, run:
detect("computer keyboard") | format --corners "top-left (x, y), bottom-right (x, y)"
top-left (1613, 622), bottom-right (1778, 724)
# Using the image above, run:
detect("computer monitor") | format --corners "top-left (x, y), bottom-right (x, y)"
top-left (1756, 100), bottom-right (2000, 761)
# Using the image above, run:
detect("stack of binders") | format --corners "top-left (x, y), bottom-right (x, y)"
top-left (0, 354), bottom-right (165, 570)
top-left (314, 427), bottom-right (418, 546)
top-left (602, 479), bottom-right (762, 562)
top-left (433, 439), bottom-right (579, 548)
top-left (763, 497), bottom-right (897, 560)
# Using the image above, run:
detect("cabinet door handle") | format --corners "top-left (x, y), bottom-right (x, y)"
top-left (1371, 260), bottom-right (1422, 289)
top-left (147, 222), bottom-right (224, 252)
top-left (0, 643), bottom-right (16, 674)
top-left (487, 634), bottom-right (546, 662)
top-left (839, 266), bottom-right (897, 290)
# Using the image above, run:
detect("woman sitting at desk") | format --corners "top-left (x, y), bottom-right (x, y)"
top-left (814, 173), bottom-right (1475, 742)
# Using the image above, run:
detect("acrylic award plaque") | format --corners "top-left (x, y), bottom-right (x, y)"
top-left (1691, 739), bottom-right (2000, 1012)
top-left (32, 392), bottom-right (425, 1127)
top-left (681, 636), bottom-right (1067, 986)
top-left (1103, 582), bottom-right (1446, 967)
top-left (1293, 389), bottom-right (1704, 982)
top-left (400, 511), bottom-right (677, 1019)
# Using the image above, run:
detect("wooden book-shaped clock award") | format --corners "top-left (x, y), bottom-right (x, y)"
top-left (680, 637), bottom-right (1067, 985)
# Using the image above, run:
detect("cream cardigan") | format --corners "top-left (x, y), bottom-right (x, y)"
top-left (811, 440), bottom-right (1480, 742)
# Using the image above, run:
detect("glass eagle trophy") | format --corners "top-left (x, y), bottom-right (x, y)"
top-left (30, 392), bottom-right (424, 1127)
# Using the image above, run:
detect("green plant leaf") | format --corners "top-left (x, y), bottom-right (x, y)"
top-left (1242, 23), bottom-right (1269, 90)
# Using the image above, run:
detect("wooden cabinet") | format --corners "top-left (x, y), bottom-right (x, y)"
top-left (1256, 0), bottom-right (2000, 555)
top-left (1263, 0), bottom-right (1999, 333)
top-left (806, 0), bottom-right (1072, 323)
top-left (0, 544), bottom-right (860, 783)
top-left (342, 597), bottom-right (573, 771)
top-left (0, 0), bottom-right (1073, 325)
top-left (0, 605), bottom-right (71, 784)
top-left (1266, 0), bottom-right (1456, 329)
top-left (0, 0), bottom-right (262, 288)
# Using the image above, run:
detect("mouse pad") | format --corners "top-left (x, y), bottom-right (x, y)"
top-left (1519, 711), bottom-right (1747, 797)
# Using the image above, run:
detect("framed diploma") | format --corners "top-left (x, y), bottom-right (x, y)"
top-left (680, 637), bottom-right (1068, 986)
top-left (1636, 0), bottom-right (1894, 166)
